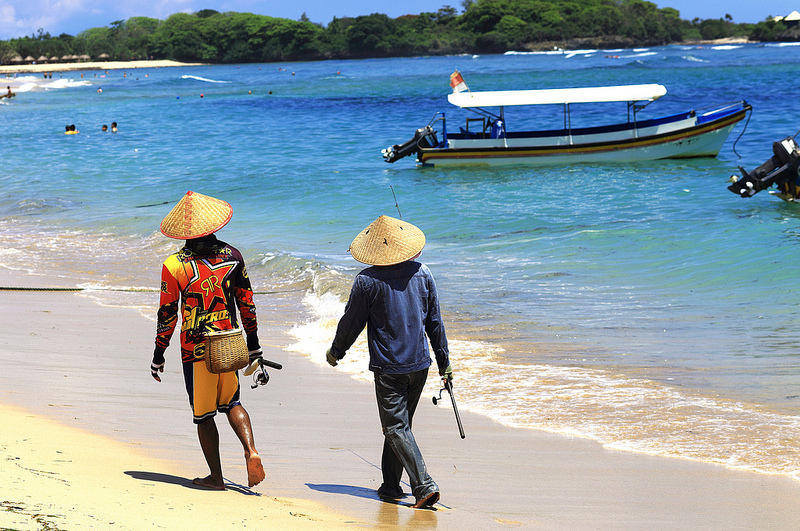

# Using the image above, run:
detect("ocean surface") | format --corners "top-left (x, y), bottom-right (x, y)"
top-left (3, 43), bottom-right (800, 480)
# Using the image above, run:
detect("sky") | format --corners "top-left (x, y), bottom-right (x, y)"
top-left (0, 0), bottom-right (797, 40)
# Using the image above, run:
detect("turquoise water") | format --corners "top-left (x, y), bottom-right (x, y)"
top-left (4, 43), bottom-right (800, 479)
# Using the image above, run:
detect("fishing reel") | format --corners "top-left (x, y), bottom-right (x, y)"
top-left (432, 377), bottom-right (455, 405)
top-left (244, 357), bottom-right (283, 389)
top-left (252, 367), bottom-right (270, 388)
top-left (432, 387), bottom-right (447, 405)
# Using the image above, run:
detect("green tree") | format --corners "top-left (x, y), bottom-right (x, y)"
top-left (151, 13), bottom-right (203, 61)
top-left (750, 18), bottom-right (786, 41)
top-left (114, 17), bottom-right (159, 60)
top-left (74, 27), bottom-right (112, 58)
top-left (699, 18), bottom-right (731, 40)
top-left (346, 14), bottom-right (396, 55)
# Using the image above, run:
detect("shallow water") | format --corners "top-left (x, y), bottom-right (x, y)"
top-left (3, 43), bottom-right (800, 480)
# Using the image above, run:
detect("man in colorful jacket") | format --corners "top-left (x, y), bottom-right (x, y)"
top-left (151, 190), bottom-right (265, 490)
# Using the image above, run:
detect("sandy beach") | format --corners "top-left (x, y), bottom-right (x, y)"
top-left (0, 404), bottom-right (348, 530)
top-left (0, 59), bottom-right (203, 75)
top-left (3, 265), bottom-right (800, 530)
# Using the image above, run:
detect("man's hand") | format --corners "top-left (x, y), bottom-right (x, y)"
top-left (249, 348), bottom-right (263, 362)
top-left (151, 361), bottom-right (164, 382)
top-left (440, 364), bottom-right (453, 385)
top-left (326, 348), bottom-right (338, 367)
top-left (151, 349), bottom-right (165, 382)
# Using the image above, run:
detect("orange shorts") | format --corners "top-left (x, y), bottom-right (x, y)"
top-left (182, 361), bottom-right (241, 424)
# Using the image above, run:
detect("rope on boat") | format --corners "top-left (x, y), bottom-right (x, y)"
top-left (732, 104), bottom-right (752, 159)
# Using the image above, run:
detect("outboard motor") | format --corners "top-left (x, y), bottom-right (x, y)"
top-left (728, 136), bottom-right (800, 199)
top-left (382, 126), bottom-right (439, 163)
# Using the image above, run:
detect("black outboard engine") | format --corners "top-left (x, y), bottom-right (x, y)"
top-left (728, 136), bottom-right (800, 199)
top-left (382, 126), bottom-right (439, 163)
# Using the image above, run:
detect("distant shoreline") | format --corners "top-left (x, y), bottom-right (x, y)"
top-left (0, 37), bottom-right (755, 76)
top-left (521, 35), bottom-right (755, 52)
top-left (0, 59), bottom-right (203, 75)
top-left (680, 36), bottom-right (752, 45)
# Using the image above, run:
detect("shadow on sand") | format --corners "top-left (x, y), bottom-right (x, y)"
top-left (125, 471), bottom-right (260, 496)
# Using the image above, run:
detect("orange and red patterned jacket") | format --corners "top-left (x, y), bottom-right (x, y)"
top-left (154, 235), bottom-right (260, 364)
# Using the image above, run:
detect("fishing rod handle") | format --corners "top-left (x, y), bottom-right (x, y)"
top-left (260, 358), bottom-right (283, 370)
top-left (445, 379), bottom-right (466, 439)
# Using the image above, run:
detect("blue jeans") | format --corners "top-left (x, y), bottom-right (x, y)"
top-left (374, 369), bottom-right (438, 501)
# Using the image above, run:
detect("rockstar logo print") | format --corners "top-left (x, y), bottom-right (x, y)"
top-left (185, 258), bottom-right (238, 313)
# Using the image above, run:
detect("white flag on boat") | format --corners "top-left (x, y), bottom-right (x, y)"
top-left (450, 70), bottom-right (468, 93)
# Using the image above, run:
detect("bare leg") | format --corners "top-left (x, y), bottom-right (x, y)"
top-left (226, 404), bottom-right (265, 487)
top-left (194, 417), bottom-right (225, 490)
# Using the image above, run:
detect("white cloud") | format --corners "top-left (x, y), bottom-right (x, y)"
top-left (150, 0), bottom-right (194, 19)
top-left (0, 3), bottom-right (62, 39)
top-left (0, 4), bottom-right (22, 36)
top-left (0, 4), bottom-right (17, 26)
top-left (0, 0), bottom-right (95, 38)
top-left (53, 0), bottom-right (89, 11)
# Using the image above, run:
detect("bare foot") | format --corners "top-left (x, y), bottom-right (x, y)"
top-left (247, 453), bottom-right (265, 487)
top-left (192, 475), bottom-right (225, 490)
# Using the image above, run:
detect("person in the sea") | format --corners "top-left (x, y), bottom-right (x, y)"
top-left (150, 190), bottom-right (266, 490)
top-left (101, 124), bottom-right (108, 132)
top-left (64, 124), bottom-right (78, 134)
top-left (111, 121), bottom-right (117, 132)
top-left (326, 214), bottom-right (452, 509)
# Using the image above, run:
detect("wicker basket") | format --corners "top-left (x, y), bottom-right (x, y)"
top-left (204, 328), bottom-right (249, 374)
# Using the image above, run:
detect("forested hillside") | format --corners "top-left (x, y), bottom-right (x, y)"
top-left (0, 0), bottom-right (780, 65)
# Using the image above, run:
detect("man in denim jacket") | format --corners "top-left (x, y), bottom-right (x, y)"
top-left (327, 215), bottom-right (453, 509)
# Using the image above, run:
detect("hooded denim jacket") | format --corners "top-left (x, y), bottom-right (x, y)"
top-left (330, 261), bottom-right (449, 374)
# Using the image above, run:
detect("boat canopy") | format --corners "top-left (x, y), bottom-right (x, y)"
top-left (447, 84), bottom-right (667, 108)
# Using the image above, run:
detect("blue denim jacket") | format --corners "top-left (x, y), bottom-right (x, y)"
top-left (330, 261), bottom-right (450, 374)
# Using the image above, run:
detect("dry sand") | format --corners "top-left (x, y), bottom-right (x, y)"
top-left (3, 266), bottom-right (800, 530)
top-left (0, 404), bottom-right (349, 530)
top-left (0, 59), bottom-right (202, 75)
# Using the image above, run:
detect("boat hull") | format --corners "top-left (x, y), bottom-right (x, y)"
top-left (417, 108), bottom-right (749, 167)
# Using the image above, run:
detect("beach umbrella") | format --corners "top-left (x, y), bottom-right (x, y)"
top-left (24, 56), bottom-right (35, 64)
top-left (98, 53), bottom-right (110, 61)
top-left (37, 55), bottom-right (48, 63)
top-left (61, 55), bottom-right (70, 62)
top-left (50, 56), bottom-right (59, 62)
top-left (80, 54), bottom-right (90, 62)
top-left (11, 55), bottom-right (22, 63)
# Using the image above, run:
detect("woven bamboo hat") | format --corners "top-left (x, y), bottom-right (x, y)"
top-left (160, 191), bottom-right (233, 239)
top-left (349, 215), bottom-right (426, 266)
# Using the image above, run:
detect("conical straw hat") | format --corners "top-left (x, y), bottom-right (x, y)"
top-left (160, 191), bottom-right (233, 239)
top-left (349, 215), bottom-right (426, 266)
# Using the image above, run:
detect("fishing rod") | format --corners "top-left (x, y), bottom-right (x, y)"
top-left (433, 379), bottom-right (465, 439)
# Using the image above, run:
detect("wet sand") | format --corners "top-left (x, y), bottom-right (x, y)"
top-left (2, 266), bottom-right (800, 530)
